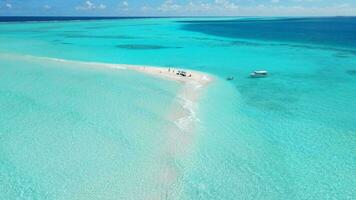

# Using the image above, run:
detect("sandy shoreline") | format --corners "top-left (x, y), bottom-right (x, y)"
top-left (5, 52), bottom-right (213, 146)
top-left (127, 65), bottom-right (212, 135)
top-left (128, 65), bottom-right (211, 86)
top-left (1, 53), bottom-right (212, 199)
top-left (128, 66), bottom-right (212, 199)
top-left (68, 60), bottom-right (213, 199)
top-left (3, 52), bottom-right (213, 134)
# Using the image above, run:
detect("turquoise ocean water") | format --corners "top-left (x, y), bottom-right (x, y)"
top-left (0, 17), bottom-right (355, 199)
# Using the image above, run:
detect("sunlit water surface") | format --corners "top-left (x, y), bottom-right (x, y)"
top-left (0, 17), bottom-right (355, 199)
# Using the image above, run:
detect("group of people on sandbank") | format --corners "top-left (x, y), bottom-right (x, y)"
top-left (168, 68), bottom-right (192, 78)
top-left (140, 66), bottom-right (196, 81)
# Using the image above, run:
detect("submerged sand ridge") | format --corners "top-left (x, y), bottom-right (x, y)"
top-left (2, 53), bottom-right (212, 199)
top-left (130, 66), bottom-right (212, 153)
top-left (129, 65), bottom-right (211, 130)
top-left (130, 66), bottom-right (212, 199)
top-left (7, 53), bottom-right (212, 135)
top-left (5, 52), bottom-right (212, 134)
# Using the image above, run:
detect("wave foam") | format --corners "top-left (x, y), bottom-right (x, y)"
top-left (174, 95), bottom-right (200, 132)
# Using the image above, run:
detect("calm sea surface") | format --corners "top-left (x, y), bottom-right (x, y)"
top-left (0, 17), bottom-right (355, 199)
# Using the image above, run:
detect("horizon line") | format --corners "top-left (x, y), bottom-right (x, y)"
top-left (1, 15), bottom-right (356, 17)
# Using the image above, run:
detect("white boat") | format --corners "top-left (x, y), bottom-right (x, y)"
top-left (250, 70), bottom-right (268, 78)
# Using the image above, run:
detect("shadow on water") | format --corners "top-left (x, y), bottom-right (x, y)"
top-left (346, 70), bottom-right (356, 76)
top-left (273, 43), bottom-right (356, 57)
top-left (116, 44), bottom-right (182, 50)
top-left (51, 39), bottom-right (73, 45)
top-left (236, 77), bottom-right (299, 116)
top-left (334, 53), bottom-right (353, 58)
top-left (84, 25), bottom-right (114, 29)
top-left (63, 34), bottom-right (140, 39)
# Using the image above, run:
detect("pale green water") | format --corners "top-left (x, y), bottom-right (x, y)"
top-left (0, 18), bottom-right (355, 199)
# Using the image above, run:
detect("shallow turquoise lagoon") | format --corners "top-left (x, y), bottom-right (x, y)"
top-left (0, 17), bottom-right (355, 199)
top-left (0, 54), bottom-right (184, 199)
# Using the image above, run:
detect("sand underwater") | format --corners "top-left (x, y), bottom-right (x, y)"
top-left (0, 17), bottom-right (355, 199)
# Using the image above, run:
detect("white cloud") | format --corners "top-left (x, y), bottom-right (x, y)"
top-left (119, 1), bottom-right (129, 11)
top-left (140, 5), bottom-right (155, 12)
top-left (152, 0), bottom-right (356, 16)
top-left (75, 1), bottom-right (106, 10)
top-left (43, 5), bottom-right (51, 10)
top-left (98, 4), bottom-right (106, 9)
top-left (122, 1), bottom-right (129, 7)
top-left (141, 6), bottom-right (150, 11)
top-left (5, 3), bottom-right (12, 9)
top-left (157, 0), bottom-right (239, 13)
top-left (158, 0), bottom-right (181, 12)
top-left (214, 0), bottom-right (239, 10)
top-left (293, 0), bottom-right (320, 2)
top-left (236, 4), bottom-right (356, 16)
top-left (185, 1), bottom-right (212, 11)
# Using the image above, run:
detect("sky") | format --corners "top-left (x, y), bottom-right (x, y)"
top-left (0, 0), bottom-right (355, 16)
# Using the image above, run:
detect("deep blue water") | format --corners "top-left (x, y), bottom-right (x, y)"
top-left (180, 17), bottom-right (356, 49)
